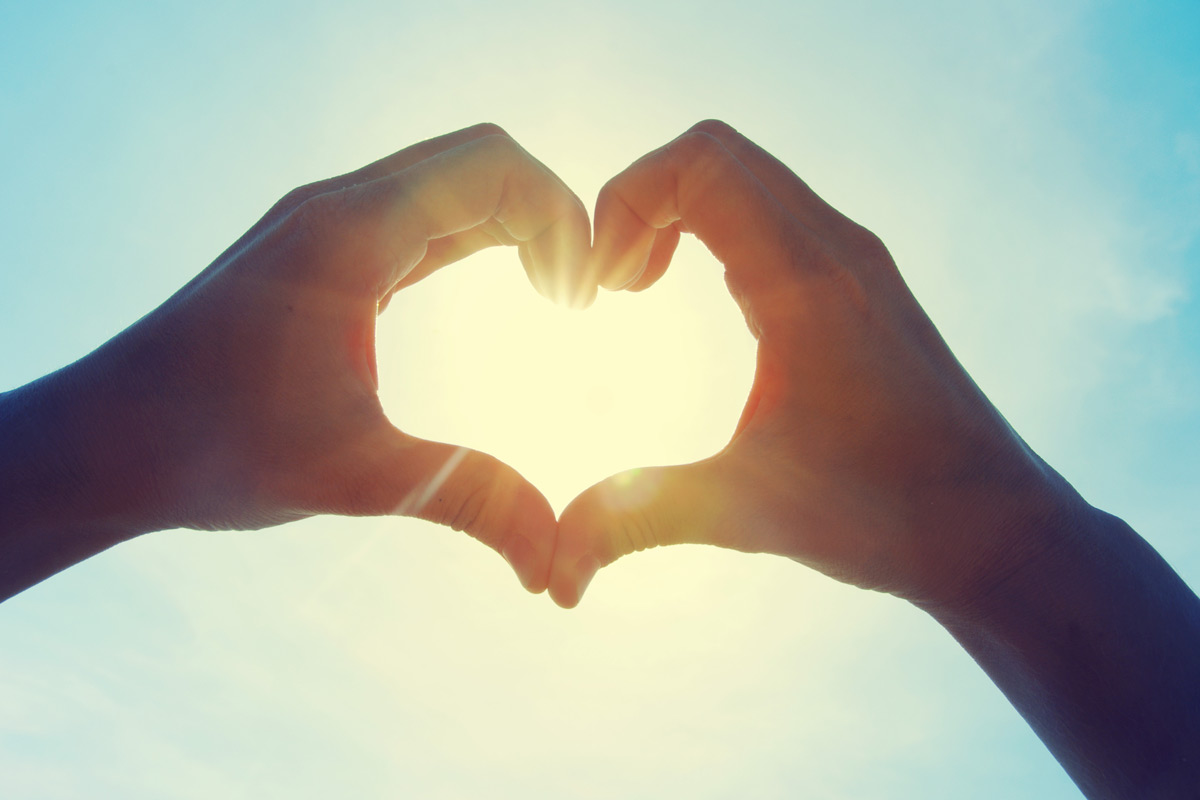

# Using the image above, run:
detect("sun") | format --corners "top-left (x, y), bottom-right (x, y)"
top-left (376, 238), bottom-right (757, 514)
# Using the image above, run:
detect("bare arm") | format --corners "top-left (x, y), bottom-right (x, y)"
top-left (551, 120), bottom-right (1200, 798)
top-left (0, 124), bottom-right (593, 602)
top-left (932, 507), bottom-right (1200, 797)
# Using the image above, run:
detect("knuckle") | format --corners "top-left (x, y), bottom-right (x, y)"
top-left (265, 190), bottom-right (367, 283)
top-left (667, 131), bottom-right (731, 175)
top-left (846, 223), bottom-right (894, 267)
top-left (272, 180), bottom-right (331, 217)
top-left (687, 119), bottom-right (737, 139)
top-left (474, 132), bottom-right (522, 163)
top-left (671, 130), bottom-right (724, 160)
top-left (288, 190), bottom-right (344, 234)
top-left (467, 121), bottom-right (509, 139)
top-left (546, 183), bottom-right (582, 220)
top-left (596, 173), bottom-right (626, 206)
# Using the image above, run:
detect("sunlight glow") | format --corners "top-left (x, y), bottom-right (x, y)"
top-left (3, 2), bottom-right (1194, 797)
top-left (377, 239), bottom-right (757, 513)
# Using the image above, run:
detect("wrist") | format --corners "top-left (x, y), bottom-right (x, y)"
top-left (904, 453), bottom-right (1093, 623)
top-left (917, 492), bottom-right (1200, 797)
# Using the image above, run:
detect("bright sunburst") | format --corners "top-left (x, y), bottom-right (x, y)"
top-left (377, 237), bottom-right (757, 514)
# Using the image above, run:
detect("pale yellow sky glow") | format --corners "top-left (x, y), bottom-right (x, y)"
top-left (379, 238), bottom-right (757, 514)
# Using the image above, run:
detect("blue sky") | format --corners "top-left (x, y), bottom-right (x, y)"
top-left (1, 1), bottom-right (1198, 798)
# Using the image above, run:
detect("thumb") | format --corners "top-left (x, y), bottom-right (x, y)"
top-left (360, 429), bottom-right (558, 594)
top-left (549, 460), bottom-right (735, 608)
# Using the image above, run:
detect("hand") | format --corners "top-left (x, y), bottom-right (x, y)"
top-left (1, 124), bottom-right (591, 598)
top-left (549, 121), bottom-right (1075, 609)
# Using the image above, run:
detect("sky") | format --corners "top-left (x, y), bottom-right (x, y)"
top-left (1, 1), bottom-right (1198, 798)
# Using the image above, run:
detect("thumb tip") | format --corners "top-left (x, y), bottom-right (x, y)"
top-left (549, 587), bottom-right (581, 610)
top-left (549, 554), bottom-right (601, 609)
top-left (501, 534), bottom-right (549, 594)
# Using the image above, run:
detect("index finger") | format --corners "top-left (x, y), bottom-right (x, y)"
top-left (266, 124), bottom-right (511, 225)
top-left (315, 133), bottom-right (594, 306)
top-left (681, 120), bottom-right (855, 238)
top-left (591, 131), bottom-right (819, 299)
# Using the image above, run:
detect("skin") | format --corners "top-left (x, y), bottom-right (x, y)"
top-left (550, 120), bottom-right (1200, 798)
top-left (0, 124), bottom-right (592, 601)
top-left (3, 120), bottom-right (1197, 798)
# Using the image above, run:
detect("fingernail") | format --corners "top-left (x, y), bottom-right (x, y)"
top-left (501, 536), bottom-right (539, 592)
top-left (574, 555), bottom-right (601, 602)
top-left (604, 252), bottom-right (649, 292)
top-left (568, 282), bottom-right (596, 310)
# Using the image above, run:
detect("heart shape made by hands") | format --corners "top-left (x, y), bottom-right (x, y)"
top-left (300, 121), bottom-right (1015, 616)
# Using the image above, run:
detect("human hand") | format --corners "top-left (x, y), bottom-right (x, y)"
top-left (548, 121), bottom-right (1076, 610)
top-left (60, 124), bottom-right (591, 594)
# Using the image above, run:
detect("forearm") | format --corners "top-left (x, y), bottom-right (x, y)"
top-left (929, 500), bottom-right (1200, 798)
top-left (0, 349), bottom-right (161, 601)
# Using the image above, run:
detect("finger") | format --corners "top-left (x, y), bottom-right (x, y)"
top-left (329, 425), bottom-right (559, 593)
top-left (591, 130), bottom-right (816, 299)
top-left (548, 460), bottom-right (737, 608)
top-left (375, 228), bottom-right (496, 314)
top-left (395, 220), bottom-right (517, 289)
top-left (625, 224), bottom-right (681, 292)
top-left (592, 201), bottom-right (683, 293)
top-left (592, 189), bottom-right (658, 291)
top-left (399, 438), bottom-right (558, 594)
top-left (378, 220), bottom-right (523, 312)
top-left (335, 134), bottom-right (592, 306)
top-left (683, 120), bottom-right (853, 237)
top-left (266, 124), bottom-right (513, 229)
top-left (239, 127), bottom-right (516, 271)
top-left (325, 123), bottom-right (513, 195)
